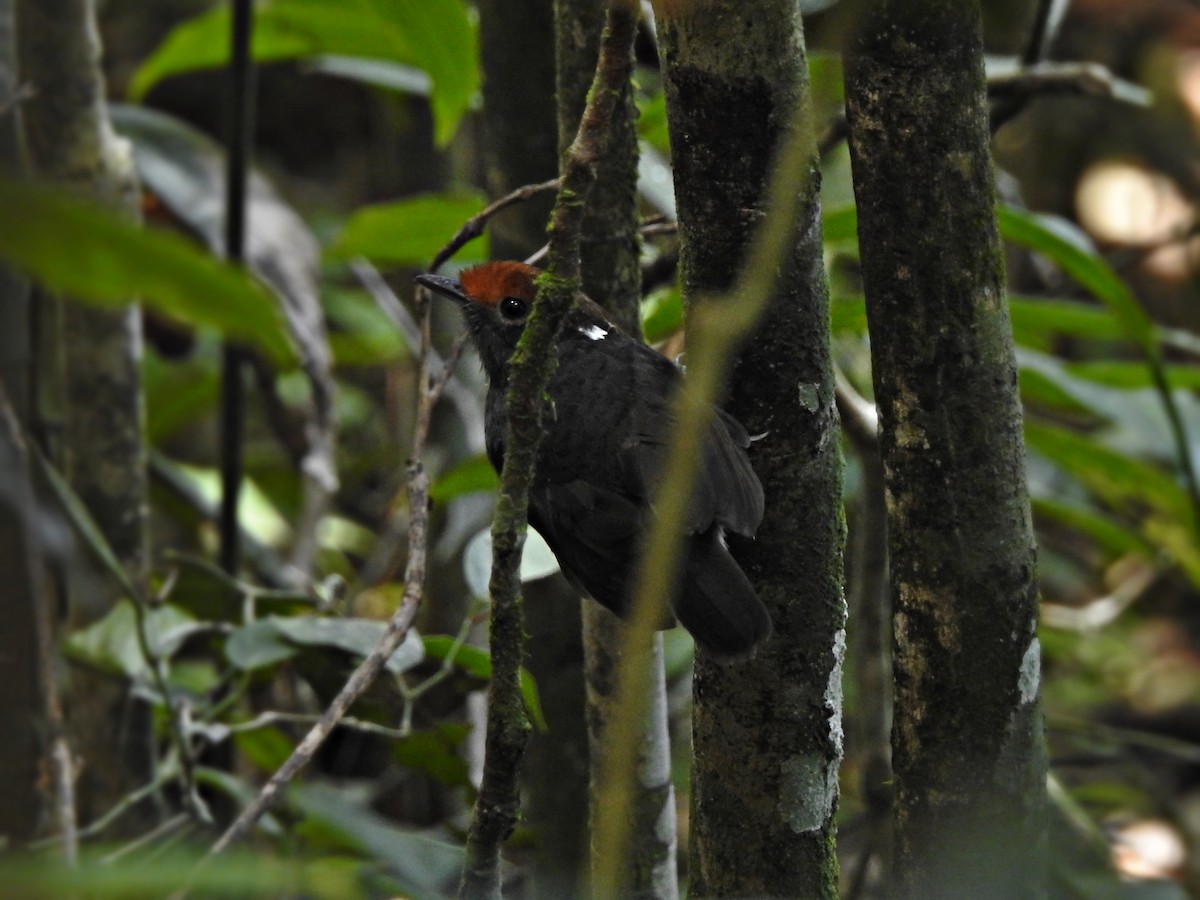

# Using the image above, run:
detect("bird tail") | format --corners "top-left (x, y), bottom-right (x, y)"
top-left (673, 528), bottom-right (772, 661)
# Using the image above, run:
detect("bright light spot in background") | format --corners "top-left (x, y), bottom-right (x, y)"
top-left (1177, 49), bottom-right (1200, 126)
top-left (1112, 819), bottom-right (1186, 881)
top-left (1075, 160), bottom-right (1196, 279)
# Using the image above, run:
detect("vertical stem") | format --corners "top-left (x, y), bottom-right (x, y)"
top-left (219, 0), bottom-right (255, 574)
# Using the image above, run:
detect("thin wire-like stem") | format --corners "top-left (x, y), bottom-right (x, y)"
top-left (218, 0), bottom-right (256, 575)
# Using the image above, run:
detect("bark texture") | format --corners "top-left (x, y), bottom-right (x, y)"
top-left (17, 0), bottom-right (152, 831)
top-left (557, 3), bottom-right (678, 896)
top-left (843, 2), bottom-right (1047, 897)
top-left (655, 3), bottom-right (845, 896)
top-left (478, 4), bottom-right (593, 894)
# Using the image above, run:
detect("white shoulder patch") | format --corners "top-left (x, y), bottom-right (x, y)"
top-left (579, 324), bottom-right (607, 341)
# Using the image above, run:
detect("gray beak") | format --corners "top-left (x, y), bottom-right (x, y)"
top-left (414, 273), bottom-right (468, 305)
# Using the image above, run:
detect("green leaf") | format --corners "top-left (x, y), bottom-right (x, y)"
top-left (131, 0), bottom-right (478, 147)
top-left (233, 725), bottom-right (297, 772)
top-left (392, 724), bottom-right (473, 788)
top-left (130, 6), bottom-right (308, 100)
top-left (1031, 497), bottom-right (1152, 558)
top-left (226, 615), bottom-right (425, 674)
top-left (144, 341), bottom-right (222, 442)
top-left (636, 90), bottom-right (671, 158)
top-left (325, 288), bottom-right (409, 366)
top-left (1025, 419), bottom-right (1191, 524)
top-left (1063, 360), bottom-right (1200, 391)
top-left (821, 203), bottom-right (858, 244)
top-left (422, 636), bottom-right (547, 731)
top-left (377, 0), bottom-right (479, 147)
top-left (640, 285), bottom-right (682, 344)
top-left (998, 206), bottom-right (1155, 350)
top-left (226, 618), bottom-right (299, 670)
top-left (830, 293), bottom-right (867, 336)
top-left (65, 601), bottom-right (195, 681)
top-left (1009, 296), bottom-right (1123, 347)
top-left (430, 455), bottom-right (499, 504)
top-left (290, 783), bottom-right (463, 893)
top-left (326, 193), bottom-right (488, 266)
top-left (0, 180), bottom-right (296, 367)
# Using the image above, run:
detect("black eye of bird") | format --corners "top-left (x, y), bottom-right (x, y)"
top-left (499, 296), bottom-right (528, 320)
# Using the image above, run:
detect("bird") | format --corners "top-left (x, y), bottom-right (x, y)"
top-left (415, 261), bottom-right (772, 660)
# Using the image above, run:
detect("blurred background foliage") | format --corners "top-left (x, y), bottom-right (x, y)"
top-left (5, 0), bottom-right (1200, 896)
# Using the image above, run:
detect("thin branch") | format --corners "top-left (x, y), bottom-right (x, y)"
top-left (429, 177), bottom-right (561, 273)
top-left (458, 4), bottom-right (640, 899)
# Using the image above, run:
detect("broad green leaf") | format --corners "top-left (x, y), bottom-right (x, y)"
top-left (1064, 360), bottom-right (1200, 391)
top-left (324, 288), bottom-right (409, 366)
top-left (636, 90), bottom-right (671, 158)
top-left (821, 203), bottom-right (858, 244)
top-left (326, 193), bottom-right (488, 266)
top-left (0, 180), bottom-right (296, 367)
top-left (226, 618), bottom-right (299, 670)
top-left (130, 6), bottom-right (310, 100)
top-left (422, 636), bottom-right (547, 730)
top-left (1, 850), bottom-right (320, 897)
top-left (168, 462), bottom-right (293, 546)
top-left (233, 725), bottom-right (297, 772)
top-left (830, 293), bottom-right (867, 336)
top-left (1030, 496), bottom-right (1152, 558)
top-left (289, 783), bottom-right (463, 893)
top-left (998, 206), bottom-right (1155, 350)
top-left (65, 601), bottom-right (195, 681)
top-left (640, 285), bottom-right (682, 344)
top-left (392, 724), bottom-right (473, 788)
top-left (378, 0), bottom-right (478, 147)
top-left (227, 614), bottom-right (425, 674)
top-left (1025, 419), bottom-right (1191, 525)
top-left (1009, 295), bottom-right (1124, 349)
top-left (430, 454), bottom-right (499, 504)
top-left (144, 341), bottom-right (222, 443)
top-left (131, 0), bottom-right (477, 147)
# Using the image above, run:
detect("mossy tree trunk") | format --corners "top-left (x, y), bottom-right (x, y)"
top-left (843, 2), bottom-right (1047, 897)
top-left (17, 0), bottom-right (152, 833)
top-left (654, 2), bottom-right (846, 896)
top-left (557, 3), bottom-right (679, 897)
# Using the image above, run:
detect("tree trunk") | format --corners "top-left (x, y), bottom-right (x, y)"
top-left (17, 0), bottom-right (153, 833)
top-left (843, 2), bottom-right (1047, 897)
top-left (557, 3), bottom-right (679, 896)
top-left (654, 3), bottom-right (846, 896)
